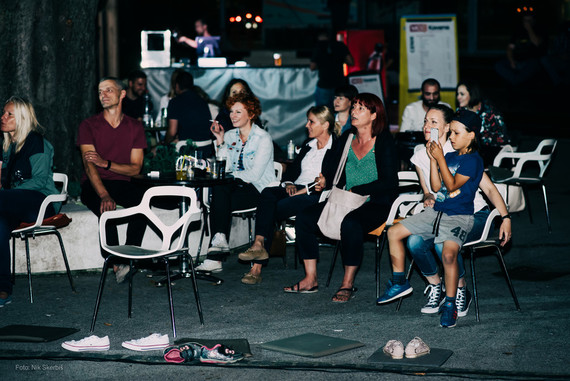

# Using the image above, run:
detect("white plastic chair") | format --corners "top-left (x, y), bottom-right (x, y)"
top-left (90, 186), bottom-right (203, 338)
top-left (11, 173), bottom-right (75, 303)
top-left (175, 139), bottom-right (214, 153)
top-left (490, 139), bottom-right (557, 232)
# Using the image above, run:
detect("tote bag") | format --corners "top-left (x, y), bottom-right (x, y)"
top-left (317, 133), bottom-right (369, 240)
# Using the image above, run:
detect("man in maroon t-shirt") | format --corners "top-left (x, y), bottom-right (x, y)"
top-left (77, 77), bottom-right (147, 282)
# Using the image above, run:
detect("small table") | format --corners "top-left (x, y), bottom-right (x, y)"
top-left (132, 172), bottom-right (234, 285)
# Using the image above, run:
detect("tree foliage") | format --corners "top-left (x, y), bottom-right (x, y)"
top-left (0, 0), bottom-right (100, 182)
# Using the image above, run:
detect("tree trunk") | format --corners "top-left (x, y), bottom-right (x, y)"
top-left (0, 0), bottom-right (100, 191)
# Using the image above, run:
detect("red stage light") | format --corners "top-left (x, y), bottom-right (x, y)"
top-left (229, 17), bottom-right (235, 22)
top-left (255, 16), bottom-right (262, 23)
top-left (246, 13), bottom-right (252, 19)
top-left (516, 7), bottom-right (521, 12)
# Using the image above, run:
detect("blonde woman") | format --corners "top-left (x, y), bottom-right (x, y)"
top-left (0, 97), bottom-right (59, 307)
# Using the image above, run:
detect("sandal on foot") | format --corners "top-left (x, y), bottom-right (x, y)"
top-left (332, 287), bottom-right (358, 303)
top-left (283, 282), bottom-right (318, 294)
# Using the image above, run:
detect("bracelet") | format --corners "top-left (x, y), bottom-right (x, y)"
top-left (105, 160), bottom-right (111, 170)
top-left (501, 214), bottom-right (512, 220)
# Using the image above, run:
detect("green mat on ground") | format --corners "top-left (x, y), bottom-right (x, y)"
top-left (0, 325), bottom-right (80, 342)
top-left (368, 347), bottom-right (453, 367)
top-left (259, 333), bottom-right (365, 358)
top-left (174, 337), bottom-right (252, 357)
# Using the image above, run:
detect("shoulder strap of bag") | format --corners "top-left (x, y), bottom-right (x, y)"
top-left (332, 133), bottom-right (353, 187)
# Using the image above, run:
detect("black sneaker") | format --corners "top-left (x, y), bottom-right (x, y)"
top-left (456, 286), bottom-right (472, 317)
top-left (420, 283), bottom-right (444, 314)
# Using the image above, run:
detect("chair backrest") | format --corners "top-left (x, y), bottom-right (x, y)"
top-left (398, 171), bottom-right (420, 188)
top-left (53, 172), bottom-right (68, 194)
top-left (463, 208), bottom-right (501, 247)
top-left (492, 139), bottom-right (557, 180)
top-left (176, 139), bottom-right (214, 153)
top-left (99, 186), bottom-right (201, 255)
top-left (274, 162), bottom-right (283, 182)
top-left (386, 193), bottom-right (423, 226)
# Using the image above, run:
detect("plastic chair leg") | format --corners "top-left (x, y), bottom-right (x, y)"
top-left (469, 248), bottom-right (481, 322)
top-left (326, 242), bottom-right (340, 287)
top-left (522, 185), bottom-right (533, 224)
top-left (541, 184), bottom-right (552, 233)
top-left (90, 258), bottom-right (110, 333)
top-left (187, 250), bottom-right (205, 326)
top-left (376, 232), bottom-right (388, 300)
top-left (54, 230), bottom-right (76, 293)
top-left (495, 246), bottom-right (521, 311)
top-left (11, 237), bottom-right (16, 285)
top-left (128, 260), bottom-right (134, 319)
top-left (24, 237), bottom-right (33, 304)
top-left (164, 258), bottom-right (177, 338)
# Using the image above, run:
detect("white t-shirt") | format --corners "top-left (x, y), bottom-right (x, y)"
top-left (400, 100), bottom-right (451, 132)
top-left (410, 140), bottom-right (487, 212)
top-left (294, 135), bottom-right (333, 186)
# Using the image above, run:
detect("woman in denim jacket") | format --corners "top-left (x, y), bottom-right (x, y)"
top-left (197, 93), bottom-right (277, 272)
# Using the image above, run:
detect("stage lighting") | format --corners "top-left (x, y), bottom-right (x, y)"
top-left (246, 13), bottom-right (252, 19)
top-left (255, 16), bottom-right (262, 23)
top-left (236, 15), bottom-right (242, 22)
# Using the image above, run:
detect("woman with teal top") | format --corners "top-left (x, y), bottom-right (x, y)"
top-left (0, 97), bottom-right (60, 307)
top-left (284, 93), bottom-right (399, 302)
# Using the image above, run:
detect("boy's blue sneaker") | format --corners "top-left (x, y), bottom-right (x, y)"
top-left (0, 295), bottom-right (11, 308)
top-left (439, 301), bottom-right (458, 328)
top-left (376, 280), bottom-right (413, 305)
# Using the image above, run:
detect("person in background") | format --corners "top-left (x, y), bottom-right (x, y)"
top-left (310, 31), bottom-right (354, 110)
top-left (177, 19), bottom-right (220, 58)
top-left (456, 80), bottom-right (511, 166)
top-left (155, 68), bottom-right (186, 128)
top-left (400, 78), bottom-right (450, 132)
top-left (196, 93), bottom-right (277, 273)
top-left (78, 77), bottom-right (147, 283)
top-left (164, 71), bottom-right (213, 155)
top-left (0, 96), bottom-right (60, 307)
top-left (237, 106), bottom-right (339, 285)
top-left (333, 84), bottom-right (358, 135)
top-left (122, 69), bottom-right (151, 121)
top-left (286, 93), bottom-right (398, 303)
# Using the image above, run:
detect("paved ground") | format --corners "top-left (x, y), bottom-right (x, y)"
top-left (1, 135), bottom-right (569, 380)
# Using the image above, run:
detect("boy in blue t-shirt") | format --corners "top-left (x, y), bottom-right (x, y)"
top-left (377, 109), bottom-right (484, 329)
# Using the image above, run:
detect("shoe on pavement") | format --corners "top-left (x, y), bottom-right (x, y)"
top-left (238, 247), bottom-right (269, 261)
top-left (62, 335), bottom-right (110, 352)
top-left (383, 339), bottom-right (404, 359)
top-left (0, 294), bottom-right (12, 308)
top-left (439, 301), bottom-right (458, 328)
top-left (164, 342), bottom-right (203, 363)
top-left (241, 272), bottom-right (262, 285)
top-left (405, 337), bottom-right (430, 358)
top-left (115, 264), bottom-right (131, 284)
top-left (198, 343), bottom-right (244, 364)
top-left (376, 280), bottom-right (413, 305)
top-left (195, 259), bottom-right (222, 273)
top-left (421, 283), bottom-right (444, 314)
top-left (456, 286), bottom-right (472, 317)
top-left (122, 333), bottom-right (170, 351)
top-left (207, 233), bottom-right (230, 254)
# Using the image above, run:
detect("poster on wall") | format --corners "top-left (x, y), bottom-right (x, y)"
top-left (349, 74), bottom-right (384, 105)
top-left (405, 17), bottom-right (457, 91)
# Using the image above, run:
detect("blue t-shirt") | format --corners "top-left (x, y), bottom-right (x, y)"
top-left (434, 151), bottom-right (484, 215)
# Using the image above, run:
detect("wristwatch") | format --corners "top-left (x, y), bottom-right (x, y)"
top-left (501, 214), bottom-right (512, 220)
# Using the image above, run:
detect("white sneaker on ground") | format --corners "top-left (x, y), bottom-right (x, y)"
top-left (62, 335), bottom-right (110, 352)
top-left (405, 337), bottom-right (430, 358)
top-left (195, 259), bottom-right (222, 273)
top-left (122, 333), bottom-right (170, 351)
top-left (383, 339), bottom-right (404, 359)
top-left (207, 233), bottom-right (230, 254)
